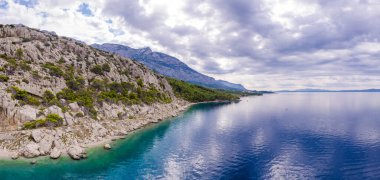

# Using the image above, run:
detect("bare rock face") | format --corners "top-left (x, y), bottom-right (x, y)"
top-left (50, 147), bottom-right (61, 159)
top-left (16, 105), bottom-right (39, 122)
top-left (67, 145), bottom-right (86, 160)
top-left (31, 129), bottom-right (44, 143)
top-left (22, 142), bottom-right (40, 158)
top-left (38, 132), bottom-right (54, 155)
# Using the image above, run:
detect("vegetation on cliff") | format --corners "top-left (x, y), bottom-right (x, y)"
top-left (167, 77), bottom-right (239, 102)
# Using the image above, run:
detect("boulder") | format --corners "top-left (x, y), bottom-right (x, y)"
top-left (38, 133), bottom-right (54, 155)
top-left (44, 105), bottom-right (64, 117)
top-left (16, 105), bottom-right (39, 122)
top-left (22, 142), bottom-right (40, 158)
top-left (64, 112), bottom-right (74, 126)
top-left (67, 145), bottom-right (86, 160)
top-left (50, 148), bottom-right (61, 159)
top-left (68, 102), bottom-right (80, 112)
top-left (104, 144), bottom-right (111, 150)
top-left (11, 152), bottom-right (19, 160)
top-left (31, 129), bottom-right (44, 143)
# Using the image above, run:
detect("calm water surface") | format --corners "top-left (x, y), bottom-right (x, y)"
top-left (1, 93), bottom-right (380, 179)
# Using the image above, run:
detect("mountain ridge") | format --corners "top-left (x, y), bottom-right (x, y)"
top-left (92, 43), bottom-right (247, 91)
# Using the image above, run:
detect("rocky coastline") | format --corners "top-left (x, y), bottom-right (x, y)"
top-left (0, 99), bottom-right (192, 161)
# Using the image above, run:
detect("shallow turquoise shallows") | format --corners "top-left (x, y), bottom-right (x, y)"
top-left (1, 93), bottom-right (380, 179)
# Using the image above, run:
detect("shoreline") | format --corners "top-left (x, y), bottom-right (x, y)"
top-left (0, 99), bottom-right (195, 161)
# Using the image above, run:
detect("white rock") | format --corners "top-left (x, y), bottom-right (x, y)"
top-left (16, 105), bottom-right (39, 122)
top-left (104, 144), bottom-right (111, 150)
top-left (11, 152), bottom-right (19, 160)
top-left (68, 102), bottom-right (80, 112)
top-left (64, 112), bottom-right (74, 126)
top-left (31, 129), bottom-right (44, 143)
top-left (67, 145), bottom-right (86, 160)
top-left (50, 148), bottom-right (61, 159)
top-left (44, 105), bottom-right (64, 117)
top-left (38, 133), bottom-right (54, 155)
top-left (22, 142), bottom-right (40, 158)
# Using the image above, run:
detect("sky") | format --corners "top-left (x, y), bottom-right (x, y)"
top-left (0, 0), bottom-right (379, 90)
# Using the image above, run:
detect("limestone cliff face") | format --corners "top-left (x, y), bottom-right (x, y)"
top-left (0, 24), bottom-right (175, 130)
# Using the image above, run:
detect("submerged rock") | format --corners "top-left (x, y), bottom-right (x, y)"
top-left (104, 144), bottom-right (111, 150)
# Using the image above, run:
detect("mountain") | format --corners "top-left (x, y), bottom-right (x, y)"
top-left (277, 89), bottom-right (380, 92)
top-left (92, 43), bottom-right (247, 91)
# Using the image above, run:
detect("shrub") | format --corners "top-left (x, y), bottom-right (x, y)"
top-left (137, 78), bottom-right (144, 87)
top-left (90, 65), bottom-right (103, 75)
top-left (22, 78), bottom-right (29, 84)
top-left (45, 114), bottom-right (64, 126)
top-left (58, 57), bottom-right (66, 64)
top-left (90, 78), bottom-right (106, 91)
top-left (15, 48), bottom-right (23, 60)
top-left (23, 113), bottom-right (63, 129)
top-left (42, 90), bottom-right (56, 105)
top-left (20, 62), bottom-right (31, 71)
top-left (31, 70), bottom-right (41, 79)
top-left (8, 86), bottom-right (41, 106)
top-left (90, 63), bottom-right (111, 75)
top-left (66, 76), bottom-right (85, 90)
top-left (42, 62), bottom-right (64, 77)
top-left (102, 63), bottom-right (111, 72)
top-left (75, 112), bottom-right (84, 117)
top-left (0, 74), bottom-right (9, 82)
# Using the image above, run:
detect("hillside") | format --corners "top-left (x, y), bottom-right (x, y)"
top-left (0, 24), bottom-right (196, 160)
top-left (92, 43), bottom-right (247, 91)
top-left (0, 24), bottom-right (242, 160)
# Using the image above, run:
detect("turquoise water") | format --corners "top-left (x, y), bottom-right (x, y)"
top-left (1, 93), bottom-right (380, 179)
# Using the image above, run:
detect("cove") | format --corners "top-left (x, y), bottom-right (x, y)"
top-left (1, 92), bottom-right (380, 179)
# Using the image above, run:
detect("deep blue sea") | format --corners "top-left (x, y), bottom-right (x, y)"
top-left (1, 93), bottom-right (380, 179)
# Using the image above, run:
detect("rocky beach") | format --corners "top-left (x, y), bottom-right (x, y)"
top-left (0, 99), bottom-right (191, 161)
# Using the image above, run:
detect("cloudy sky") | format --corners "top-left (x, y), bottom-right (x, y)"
top-left (0, 0), bottom-right (379, 90)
